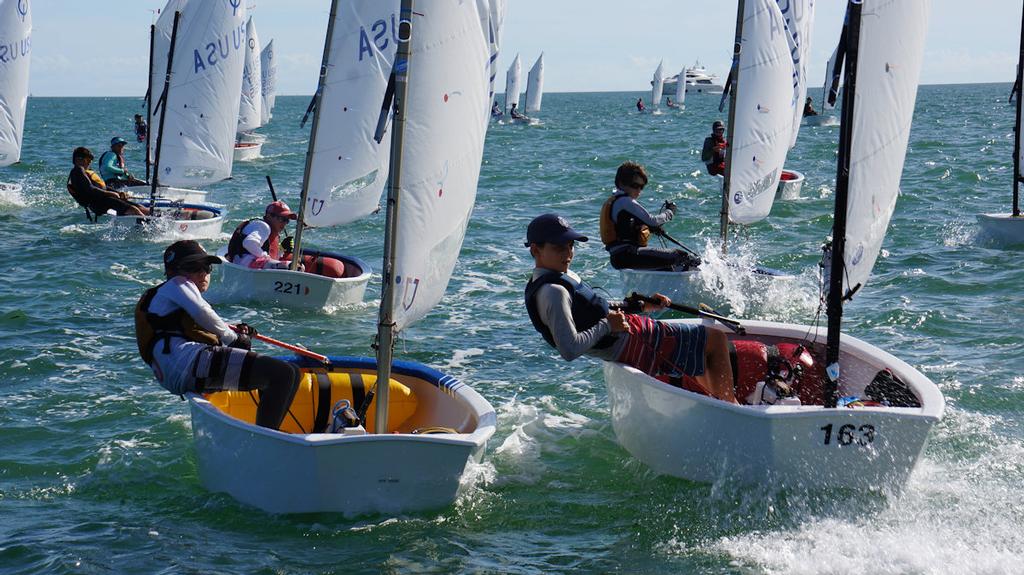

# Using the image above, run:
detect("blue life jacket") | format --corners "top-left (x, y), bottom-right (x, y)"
top-left (524, 271), bottom-right (616, 350)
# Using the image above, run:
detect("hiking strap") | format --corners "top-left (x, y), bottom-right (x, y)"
top-left (313, 371), bottom-right (332, 433)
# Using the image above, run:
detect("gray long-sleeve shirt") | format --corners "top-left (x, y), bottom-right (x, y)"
top-left (531, 268), bottom-right (627, 361)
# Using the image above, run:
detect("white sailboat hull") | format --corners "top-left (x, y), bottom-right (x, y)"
top-left (188, 356), bottom-right (497, 515)
top-left (212, 250), bottom-right (372, 310)
top-left (110, 200), bottom-right (225, 240)
top-left (776, 169), bottom-right (805, 200)
top-left (604, 318), bottom-right (944, 491)
top-left (0, 182), bottom-right (22, 194)
top-left (233, 142), bottom-right (263, 162)
top-left (976, 213), bottom-right (1024, 245)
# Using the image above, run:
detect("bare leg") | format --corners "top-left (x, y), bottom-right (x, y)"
top-left (696, 328), bottom-right (737, 403)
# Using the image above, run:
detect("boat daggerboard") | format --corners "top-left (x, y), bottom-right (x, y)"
top-left (149, 0), bottom-right (247, 187)
top-left (777, 0), bottom-right (815, 147)
top-left (651, 60), bottom-right (665, 110)
top-left (505, 53), bottom-right (521, 113)
top-left (301, 3), bottom-right (399, 228)
top-left (525, 53), bottom-right (544, 113)
top-left (674, 66), bottom-right (686, 106)
top-left (391, 0), bottom-right (490, 332)
top-left (237, 17), bottom-right (263, 133)
top-left (726, 0), bottom-right (795, 225)
top-left (839, 0), bottom-right (929, 297)
top-left (0, 0), bottom-right (32, 167)
top-left (259, 39), bottom-right (276, 125)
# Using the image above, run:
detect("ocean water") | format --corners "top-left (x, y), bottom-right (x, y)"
top-left (1, 84), bottom-right (1022, 574)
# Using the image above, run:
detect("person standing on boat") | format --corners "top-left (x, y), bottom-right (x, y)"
top-left (600, 161), bottom-right (698, 271)
top-left (66, 147), bottom-right (149, 217)
top-left (803, 97), bottom-right (819, 117)
top-left (701, 120), bottom-right (728, 176)
top-left (98, 137), bottom-right (146, 190)
top-left (523, 213), bottom-right (737, 403)
top-left (134, 114), bottom-right (148, 142)
top-left (636, 97), bottom-right (645, 112)
top-left (226, 201), bottom-right (307, 271)
top-left (134, 240), bottom-right (301, 431)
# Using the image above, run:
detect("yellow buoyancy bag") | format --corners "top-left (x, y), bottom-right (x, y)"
top-left (599, 193), bottom-right (649, 247)
top-left (206, 370), bottom-right (419, 434)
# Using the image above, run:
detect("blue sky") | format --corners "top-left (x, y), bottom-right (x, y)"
top-left (25, 0), bottom-right (1024, 97)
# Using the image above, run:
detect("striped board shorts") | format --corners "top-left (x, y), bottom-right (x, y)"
top-left (190, 346), bottom-right (257, 393)
top-left (615, 314), bottom-right (707, 378)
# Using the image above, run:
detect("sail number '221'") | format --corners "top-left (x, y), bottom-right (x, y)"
top-left (820, 423), bottom-right (876, 446)
top-left (273, 281), bottom-right (307, 296)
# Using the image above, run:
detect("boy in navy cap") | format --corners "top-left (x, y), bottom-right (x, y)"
top-left (523, 213), bottom-right (736, 403)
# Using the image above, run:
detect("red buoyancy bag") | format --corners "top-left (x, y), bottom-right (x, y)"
top-left (281, 254), bottom-right (348, 278)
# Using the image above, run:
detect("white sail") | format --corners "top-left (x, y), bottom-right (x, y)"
top-left (822, 34), bottom-right (841, 110)
top-left (504, 53), bottom-right (521, 113)
top-left (259, 39), bottom-right (276, 125)
top-left (777, 0), bottom-right (815, 147)
top-left (150, 0), bottom-right (247, 187)
top-left (0, 0), bottom-right (32, 167)
top-left (674, 65), bottom-right (686, 106)
top-left (392, 0), bottom-right (490, 331)
top-left (841, 0), bottom-right (929, 295)
top-left (237, 17), bottom-right (262, 132)
top-left (651, 60), bottom-right (665, 111)
top-left (302, 3), bottom-right (398, 228)
top-left (727, 0), bottom-right (795, 224)
top-left (525, 53), bottom-right (544, 113)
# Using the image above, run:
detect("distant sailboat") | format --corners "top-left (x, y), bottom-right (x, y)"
top-left (259, 39), bottom-right (277, 125)
top-left (671, 65), bottom-right (686, 110)
top-left (0, 0), bottom-right (31, 196)
top-left (505, 53), bottom-right (527, 122)
top-left (976, 5), bottom-right (1024, 245)
top-left (803, 10), bottom-right (845, 128)
top-left (650, 60), bottom-right (665, 113)
top-left (525, 52), bottom-right (544, 113)
top-left (234, 17), bottom-right (264, 162)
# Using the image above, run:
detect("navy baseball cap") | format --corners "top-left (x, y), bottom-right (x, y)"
top-left (524, 214), bottom-right (589, 246)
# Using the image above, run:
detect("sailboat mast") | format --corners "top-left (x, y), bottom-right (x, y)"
top-left (719, 0), bottom-right (746, 253)
top-left (289, 0), bottom-right (341, 271)
top-left (146, 24), bottom-right (154, 183)
top-left (375, 0), bottom-right (415, 435)
top-left (824, 1), bottom-right (862, 409)
top-left (150, 11), bottom-right (182, 205)
top-left (1013, 5), bottom-right (1024, 217)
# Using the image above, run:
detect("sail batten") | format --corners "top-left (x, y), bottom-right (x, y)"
top-left (725, 0), bottom-right (795, 225)
top-left (0, 0), bottom-right (32, 167)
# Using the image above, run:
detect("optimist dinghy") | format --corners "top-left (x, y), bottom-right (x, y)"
top-left (976, 5), bottom-right (1024, 245)
top-left (620, 0), bottom-right (799, 309)
top-left (775, 169), bottom-right (805, 200)
top-left (109, 199), bottom-right (225, 240)
top-left (605, 0), bottom-right (944, 492)
top-left (187, 0), bottom-right (499, 515)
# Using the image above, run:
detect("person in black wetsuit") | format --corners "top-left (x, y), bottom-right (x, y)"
top-left (701, 121), bottom-right (727, 176)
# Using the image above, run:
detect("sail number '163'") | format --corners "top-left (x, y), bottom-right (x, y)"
top-left (820, 423), bottom-right (876, 446)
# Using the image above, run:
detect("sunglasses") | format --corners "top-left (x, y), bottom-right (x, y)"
top-left (180, 262), bottom-right (213, 274)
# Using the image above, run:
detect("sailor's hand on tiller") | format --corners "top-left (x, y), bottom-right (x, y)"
top-left (608, 311), bottom-right (631, 334)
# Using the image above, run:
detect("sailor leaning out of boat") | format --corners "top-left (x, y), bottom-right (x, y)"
top-left (523, 214), bottom-right (737, 403)
top-left (134, 240), bottom-right (301, 430)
